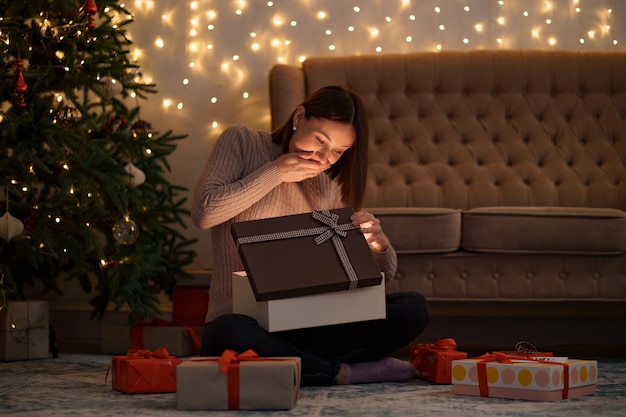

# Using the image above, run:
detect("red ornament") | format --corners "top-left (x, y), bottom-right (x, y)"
top-left (14, 59), bottom-right (28, 108)
top-left (84, 0), bottom-right (97, 33)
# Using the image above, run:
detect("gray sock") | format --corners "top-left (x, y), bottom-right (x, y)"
top-left (343, 357), bottom-right (416, 385)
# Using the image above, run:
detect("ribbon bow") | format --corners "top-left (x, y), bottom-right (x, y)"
top-left (474, 352), bottom-right (513, 397)
top-left (413, 337), bottom-right (458, 352)
top-left (475, 351), bottom-right (514, 364)
top-left (218, 349), bottom-right (259, 374)
top-left (126, 347), bottom-right (173, 359)
top-left (311, 210), bottom-right (349, 243)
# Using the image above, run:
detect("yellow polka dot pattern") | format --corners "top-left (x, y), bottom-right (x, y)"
top-left (451, 359), bottom-right (597, 391)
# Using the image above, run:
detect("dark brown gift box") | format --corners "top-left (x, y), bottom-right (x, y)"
top-left (231, 207), bottom-right (382, 301)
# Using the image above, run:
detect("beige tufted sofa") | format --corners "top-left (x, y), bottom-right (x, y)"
top-left (268, 50), bottom-right (626, 353)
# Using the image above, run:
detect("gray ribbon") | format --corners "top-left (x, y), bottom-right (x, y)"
top-left (236, 210), bottom-right (360, 290)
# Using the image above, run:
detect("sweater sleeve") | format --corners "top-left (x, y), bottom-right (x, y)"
top-left (371, 244), bottom-right (398, 282)
top-left (192, 125), bottom-right (283, 230)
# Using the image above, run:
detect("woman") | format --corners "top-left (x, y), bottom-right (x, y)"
top-left (192, 85), bottom-right (429, 386)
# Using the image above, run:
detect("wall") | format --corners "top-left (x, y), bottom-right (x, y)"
top-left (123, 0), bottom-right (624, 270)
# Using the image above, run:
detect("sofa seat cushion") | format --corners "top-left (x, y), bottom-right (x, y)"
top-left (367, 207), bottom-right (461, 254)
top-left (462, 207), bottom-right (626, 255)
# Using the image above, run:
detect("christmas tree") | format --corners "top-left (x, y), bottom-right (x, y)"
top-left (0, 0), bottom-right (196, 323)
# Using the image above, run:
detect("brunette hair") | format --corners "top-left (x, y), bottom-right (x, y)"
top-left (271, 85), bottom-right (369, 210)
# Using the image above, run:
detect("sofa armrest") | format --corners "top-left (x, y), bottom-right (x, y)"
top-left (269, 65), bottom-right (306, 130)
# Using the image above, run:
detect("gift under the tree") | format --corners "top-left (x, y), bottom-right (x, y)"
top-left (172, 285), bottom-right (210, 327)
top-left (111, 347), bottom-right (183, 394)
top-left (451, 353), bottom-right (597, 401)
top-left (410, 338), bottom-right (468, 384)
top-left (0, 300), bottom-right (49, 361)
top-left (176, 350), bottom-right (301, 410)
top-left (101, 319), bottom-right (201, 356)
top-left (231, 208), bottom-right (383, 300)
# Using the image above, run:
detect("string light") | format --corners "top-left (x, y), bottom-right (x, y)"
top-left (120, 1), bottom-right (622, 135)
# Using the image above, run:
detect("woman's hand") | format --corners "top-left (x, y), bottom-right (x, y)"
top-left (351, 210), bottom-right (390, 253)
top-left (275, 152), bottom-right (331, 183)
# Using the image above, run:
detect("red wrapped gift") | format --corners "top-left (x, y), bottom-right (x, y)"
top-left (172, 285), bottom-right (210, 327)
top-left (111, 347), bottom-right (183, 393)
top-left (410, 338), bottom-right (468, 384)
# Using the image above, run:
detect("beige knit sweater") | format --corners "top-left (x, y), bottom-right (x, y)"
top-left (192, 125), bottom-right (397, 322)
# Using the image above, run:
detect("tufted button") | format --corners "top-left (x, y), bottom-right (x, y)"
top-left (592, 272), bottom-right (600, 279)
top-left (426, 272), bottom-right (435, 280)
top-left (559, 272), bottom-right (567, 280)
top-left (526, 272), bottom-right (534, 279)
top-left (492, 272), bottom-right (501, 280)
top-left (460, 272), bottom-right (469, 279)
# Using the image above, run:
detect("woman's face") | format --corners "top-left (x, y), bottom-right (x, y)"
top-left (289, 106), bottom-right (355, 166)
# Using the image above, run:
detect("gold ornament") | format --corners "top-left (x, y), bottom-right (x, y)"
top-left (124, 162), bottom-right (146, 188)
top-left (0, 211), bottom-right (24, 241)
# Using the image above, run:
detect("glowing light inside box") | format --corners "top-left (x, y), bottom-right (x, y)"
top-left (122, 0), bottom-right (621, 128)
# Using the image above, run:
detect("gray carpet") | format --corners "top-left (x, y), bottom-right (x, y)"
top-left (1, 354), bottom-right (625, 416)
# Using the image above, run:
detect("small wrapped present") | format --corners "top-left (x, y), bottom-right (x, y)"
top-left (231, 207), bottom-right (383, 300)
top-left (452, 353), bottom-right (597, 401)
top-left (0, 300), bottom-right (49, 361)
top-left (172, 285), bottom-right (210, 327)
top-left (410, 338), bottom-right (468, 384)
top-left (176, 350), bottom-right (301, 410)
top-left (111, 347), bottom-right (183, 394)
top-left (101, 318), bottom-right (201, 356)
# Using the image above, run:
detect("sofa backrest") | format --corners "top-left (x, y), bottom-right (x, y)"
top-left (269, 50), bottom-right (626, 210)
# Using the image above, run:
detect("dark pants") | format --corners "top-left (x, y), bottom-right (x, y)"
top-left (201, 291), bottom-right (429, 386)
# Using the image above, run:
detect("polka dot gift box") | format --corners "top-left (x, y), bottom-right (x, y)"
top-left (451, 355), bottom-right (597, 401)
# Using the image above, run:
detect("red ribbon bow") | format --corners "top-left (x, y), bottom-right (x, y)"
top-left (475, 352), bottom-right (514, 397)
top-left (125, 347), bottom-right (172, 359)
top-left (414, 337), bottom-right (458, 351)
top-left (218, 349), bottom-right (259, 374)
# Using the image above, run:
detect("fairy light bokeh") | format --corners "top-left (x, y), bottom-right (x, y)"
top-left (125, 0), bottom-right (623, 268)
